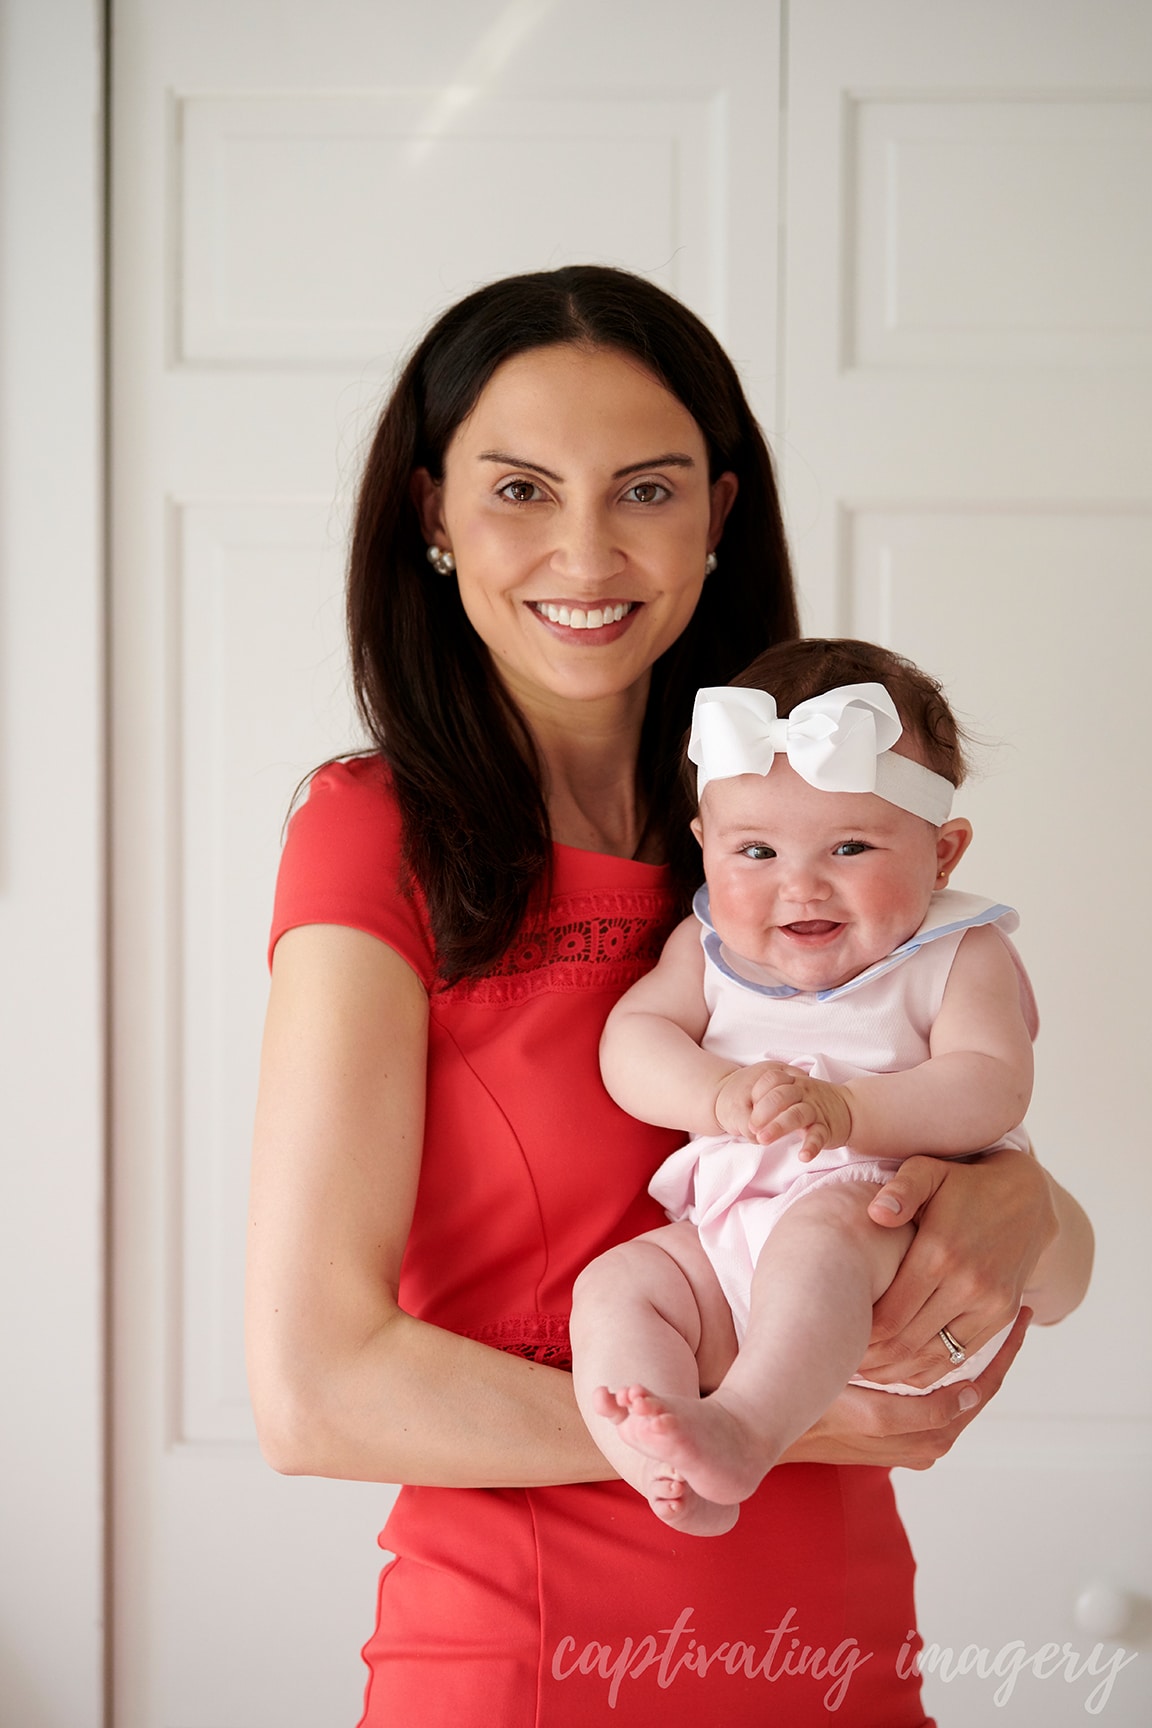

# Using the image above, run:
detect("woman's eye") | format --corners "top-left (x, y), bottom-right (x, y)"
top-left (623, 481), bottom-right (670, 505)
top-left (497, 478), bottom-right (545, 504)
top-left (740, 844), bottom-right (776, 861)
top-left (833, 840), bottom-right (872, 857)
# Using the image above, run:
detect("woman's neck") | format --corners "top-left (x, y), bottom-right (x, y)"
top-left (522, 688), bottom-right (651, 859)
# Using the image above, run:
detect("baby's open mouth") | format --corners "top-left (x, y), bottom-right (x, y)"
top-left (783, 921), bottom-right (842, 936)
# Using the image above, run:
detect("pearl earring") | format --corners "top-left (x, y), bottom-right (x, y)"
top-left (705, 552), bottom-right (718, 576)
top-left (426, 545), bottom-right (456, 575)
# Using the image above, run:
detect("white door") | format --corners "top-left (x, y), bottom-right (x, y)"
top-left (781, 7), bottom-right (1152, 1725)
top-left (110, 4), bottom-right (1152, 1725)
top-left (109, 4), bottom-right (782, 1724)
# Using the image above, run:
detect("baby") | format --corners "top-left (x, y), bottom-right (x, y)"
top-left (571, 638), bottom-right (1038, 1536)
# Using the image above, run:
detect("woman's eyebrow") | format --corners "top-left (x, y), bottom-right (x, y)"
top-left (479, 451), bottom-right (562, 480)
top-left (477, 451), bottom-right (697, 482)
top-left (613, 453), bottom-right (696, 477)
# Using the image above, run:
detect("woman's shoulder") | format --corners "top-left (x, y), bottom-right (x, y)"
top-left (292, 751), bottom-right (400, 829)
top-left (279, 754), bottom-right (406, 880)
top-left (268, 753), bottom-right (435, 986)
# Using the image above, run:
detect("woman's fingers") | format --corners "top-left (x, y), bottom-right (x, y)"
top-left (886, 1308), bottom-right (1032, 1418)
top-left (861, 1152), bottom-right (1042, 1376)
top-left (867, 1151), bottom-right (948, 1224)
top-left (784, 1313), bottom-right (1031, 1469)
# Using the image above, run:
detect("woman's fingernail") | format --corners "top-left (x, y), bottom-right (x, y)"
top-left (957, 1387), bottom-right (980, 1411)
top-left (873, 1194), bottom-right (902, 1214)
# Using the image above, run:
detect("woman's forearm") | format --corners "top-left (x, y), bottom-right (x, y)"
top-left (252, 1307), bottom-right (614, 1488)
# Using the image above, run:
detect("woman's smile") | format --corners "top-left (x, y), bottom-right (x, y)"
top-left (529, 599), bottom-right (636, 633)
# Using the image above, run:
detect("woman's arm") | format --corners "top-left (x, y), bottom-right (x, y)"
top-left (248, 930), bottom-right (1092, 1480)
top-left (246, 923), bottom-right (611, 1487)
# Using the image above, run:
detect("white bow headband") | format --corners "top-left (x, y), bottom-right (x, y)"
top-left (688, 681), bottom-right (954, 824)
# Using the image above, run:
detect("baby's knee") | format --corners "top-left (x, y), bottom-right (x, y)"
top-left (572, 1241), bottom-right (650, 1317)
top-left (572, 1233), bottom-right (700, 1338)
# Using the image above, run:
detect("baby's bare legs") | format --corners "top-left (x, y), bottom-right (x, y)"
top-left (605, 1183), bottom-right (915, 1510)
top-left (571, 1222), bottom-right (739, 1536)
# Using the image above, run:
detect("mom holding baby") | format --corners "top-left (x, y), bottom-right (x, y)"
top-left (246, 266), bottom-right (1092, 1727)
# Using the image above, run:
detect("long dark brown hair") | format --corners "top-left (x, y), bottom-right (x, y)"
top-left (347, 265), bottom-right (799, 980)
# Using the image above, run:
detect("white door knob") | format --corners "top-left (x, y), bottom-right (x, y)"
top-left (1073, 1582), bottom-right (1134, 1641)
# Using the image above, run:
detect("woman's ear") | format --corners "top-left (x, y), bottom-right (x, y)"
top-left (934, 817), bottom-right (973, 885)
top-left (410, 467), bottom-right (448, 546)
top-left (708, 471), bottom-right (738, 549)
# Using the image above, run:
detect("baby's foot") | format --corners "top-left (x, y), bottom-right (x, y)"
top-left (646, 1464), bottom-right (739, 1537)
top-left (594, 1383), bottom-right (774, 1507)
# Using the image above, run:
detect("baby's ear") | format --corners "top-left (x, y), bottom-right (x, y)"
top-left (690, 815), bottom-right (704, 848)
top-left (934, 817), bottom-right (973, 885)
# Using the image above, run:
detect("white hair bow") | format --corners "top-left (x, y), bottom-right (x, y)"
top-left (688, 682), bottom-right (954, 823)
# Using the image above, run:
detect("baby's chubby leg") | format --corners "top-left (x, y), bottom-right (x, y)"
top-left (668, 1180), bottom-right (916, 1505)
top-left (570, 1222), bottom-right (739, 1536)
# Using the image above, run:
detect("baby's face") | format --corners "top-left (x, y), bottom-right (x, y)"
top-left (693, 756), bottom-right (971, 992)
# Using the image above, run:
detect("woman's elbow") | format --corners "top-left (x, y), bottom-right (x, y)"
top-left (246, 1302), bottom-right (409, 1479)
top-left (1026, 1206), bottom-right (1095, 1326)
top-left (248, 1366), bottom-right (332, 1476)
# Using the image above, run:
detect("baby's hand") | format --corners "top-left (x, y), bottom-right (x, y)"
top-left (714, 1064), bottom-right (853, 1160)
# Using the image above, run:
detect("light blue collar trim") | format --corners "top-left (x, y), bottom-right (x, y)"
top-left (693, 884), bottom-right (1017, 1003)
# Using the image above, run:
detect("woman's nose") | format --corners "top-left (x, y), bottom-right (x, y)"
top-left (548, 506), bottom-right (620, 583)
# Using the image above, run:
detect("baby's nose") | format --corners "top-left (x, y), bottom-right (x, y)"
top-left (778, 861), bottom-right (831, 904)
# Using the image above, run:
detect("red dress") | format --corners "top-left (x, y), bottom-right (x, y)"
top-left (270, 758), bottom-right (933, 1728)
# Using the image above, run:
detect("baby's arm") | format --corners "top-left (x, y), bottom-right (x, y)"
top-left (599, 917), bottom-right (749, 1134)
top-left (754, 926), bottom-right (1034, 1161)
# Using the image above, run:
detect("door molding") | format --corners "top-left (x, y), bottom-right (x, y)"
top-left (0, 2), bottom-right (106, 1723)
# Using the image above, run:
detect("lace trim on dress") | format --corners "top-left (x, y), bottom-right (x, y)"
top-left (436, 889), bottom-right (678, 1005)
top-left (464, 1312), bottom-right (573, 1372)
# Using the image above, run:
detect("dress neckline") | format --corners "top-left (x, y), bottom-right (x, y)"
top-left (550, 837), bottom-right (672, 886)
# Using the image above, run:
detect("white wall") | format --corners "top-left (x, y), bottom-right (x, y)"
top-left (0, 2), bottom-right (105, 1724)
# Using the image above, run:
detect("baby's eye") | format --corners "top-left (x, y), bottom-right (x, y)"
top-left (833, 840), bottom-right (872, 857)
top-left (622, 481), bottom-right (670, 505)
top-left (740, 844), bottom-right (777, 861)
top-left (497, 478), bottom-right (546, 504)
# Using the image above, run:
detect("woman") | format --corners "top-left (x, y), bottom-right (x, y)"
top-left (246, 266), bottom-right (1091, 1727)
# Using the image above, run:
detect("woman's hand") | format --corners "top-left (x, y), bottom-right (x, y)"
top-left (781, 1310), bottom-right (1031, 1468)
top-left (857, 1146), bottom-right (1056, 1386)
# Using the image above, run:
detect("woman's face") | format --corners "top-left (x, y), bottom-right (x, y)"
top-left (413, 343), bottom-right (737, 725)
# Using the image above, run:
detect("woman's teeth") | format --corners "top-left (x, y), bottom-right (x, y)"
top-left (534, 601), bottom-right (633, 630)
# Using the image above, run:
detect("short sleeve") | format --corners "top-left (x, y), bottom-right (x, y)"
top-left (268, 756), bottom-right (436, 989)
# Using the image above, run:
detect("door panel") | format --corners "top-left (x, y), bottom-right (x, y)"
top-left (111, 5), bottom-right (781, 1723)
top-left (782, 7), bottom-right (1152, 1723)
